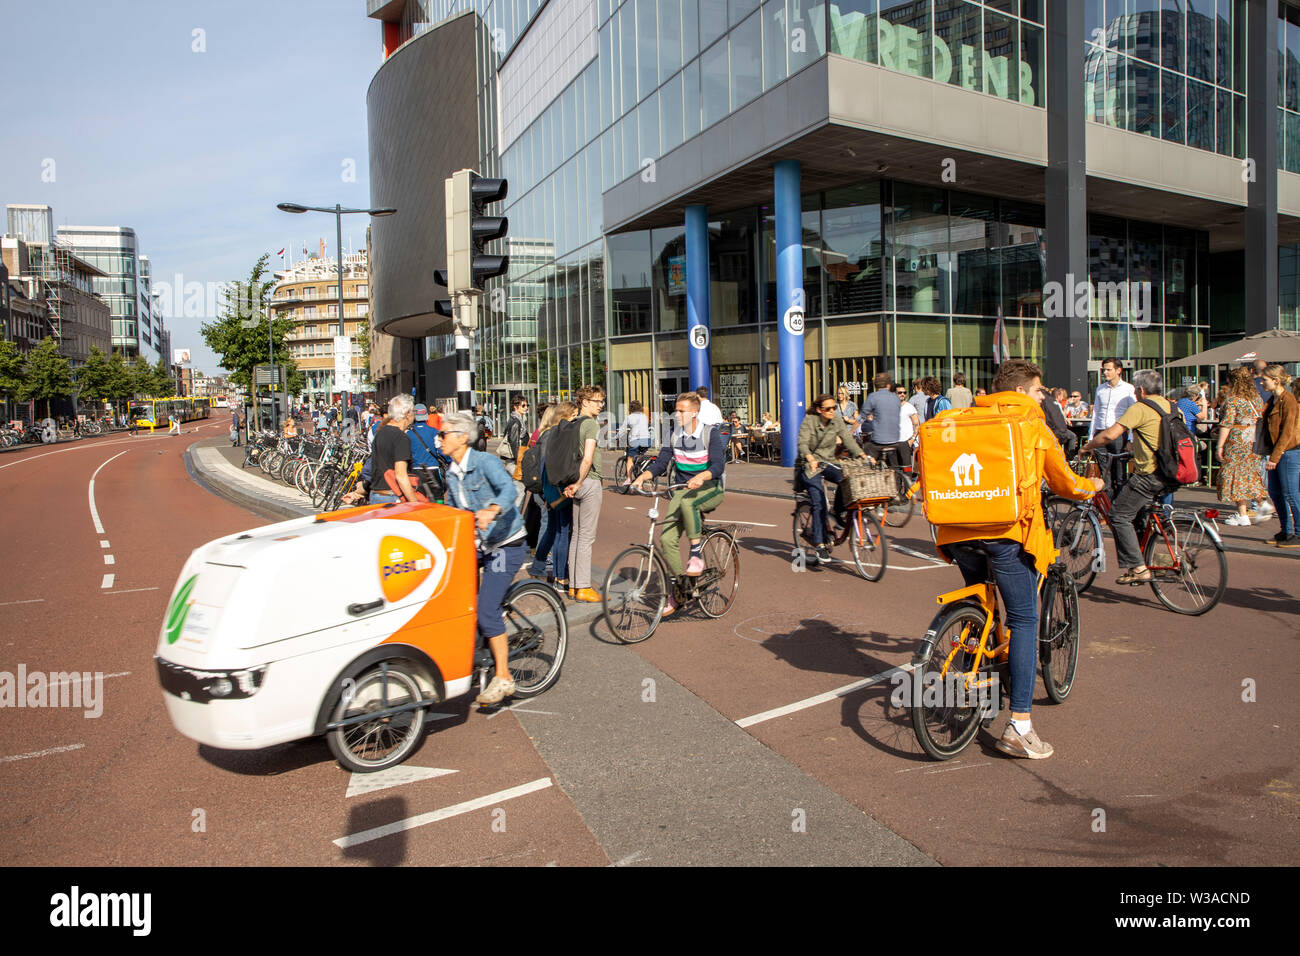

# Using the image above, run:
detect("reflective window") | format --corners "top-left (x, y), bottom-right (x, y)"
top-left (983, 9), bottom-right (1017, 101)
top-left (879, 0), bottom-right (931, 80)
top-left (637, 0), bottom-right (659, 100)
top-left (1000, 199), bottom-right (1045, 319)
top-left (830, 0), bottom-right (877, 63)
top-left (822, 183), bottom-right (888, 315)
top-left (683, 0), bottom-right (700, 60)
top-left (708, 209), bottom-right (757, 326)
top-left (1020, 21), bottom-right (1043, 106)
top-left (1161, 0), bottom-right (1184, 74)
top-left (651, 225), bottom-right (688, 332)
top-left (661, 69), bottom-right (685, 153)
top-left (609, 232), bottom-right (653, 335)
top-left (1129, 57), bottom-right (1159, 136)
top-left (890, 183), bottom-right (948, 314)
top-left (684, 57), bottom-right (702, 139)
top-left (950, 192), bottom-right (997, 316)
top-left (1161, 69), bottom-right (1185, 143)
top-left (730, 0), bottom-right (760, 28)
top-left (619, 5), bottom-right (637, 115)
top-left (701, 39), bottom-right (730, 128)
top-left (659, 0), bottom-right (683, 81)
top-left (701, 0), bottom-right (728, 48)
top-left (934, 0), bottom-right (982, 92)
top-left (763, 0), bottom-right (788, 90)
top-left (791, 0), bottom-right (827, 70)
top-left (1186, 78), bottom-right (1214, 150)
top-left (1186, 0), bottom-right (1213, 82)
top-left (731, 12), bottom-right (763, 109)
top-left (639, 90), bottom-right (660, 164)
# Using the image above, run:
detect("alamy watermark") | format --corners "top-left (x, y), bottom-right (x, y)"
top-left (0, 665), bottom-right (104, 718)
top-left (1043, 273), bottom-right (1154, 327)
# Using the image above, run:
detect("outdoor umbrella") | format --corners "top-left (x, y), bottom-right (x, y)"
top-left (1162, 329), bottom-right (1300, 367)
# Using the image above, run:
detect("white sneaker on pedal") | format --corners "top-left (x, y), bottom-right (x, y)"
top-left (475, 675), bottom-right (516, 706)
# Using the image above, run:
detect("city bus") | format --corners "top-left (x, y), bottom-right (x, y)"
top-left (215, 395), bottom-right (229, 408)
top-left (128, 397), bottom-right (212, 429)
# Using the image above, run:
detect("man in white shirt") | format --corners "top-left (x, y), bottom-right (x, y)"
top-left (696, 386), bottom-right (724, 427)
top-left (1090, 357), bottom-right (1136, 490)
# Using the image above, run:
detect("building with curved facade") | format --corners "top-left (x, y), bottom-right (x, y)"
top-left (365, 0), bottom-right (1300, 454)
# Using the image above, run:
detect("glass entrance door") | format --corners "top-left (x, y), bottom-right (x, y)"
top-left (657, 369), bottom-right (690, 445)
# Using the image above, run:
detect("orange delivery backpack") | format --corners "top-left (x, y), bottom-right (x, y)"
top-left (915, 399), bottom-right (1042, 529)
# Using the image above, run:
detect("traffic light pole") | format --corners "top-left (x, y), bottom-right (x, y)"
top-left (455, 290), bottom-right (475, 411)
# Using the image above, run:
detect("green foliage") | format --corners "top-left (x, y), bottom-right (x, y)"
top-left (19, 336), bottom-right (73, 417)
top-left (200, 253), bottom-right (297, 389)
top-left (105, 350), bottom-right (136, 407)
top-left (76, 346), bottom-right (111, 404)
top-left (0, 340), bottom-right (25, 405)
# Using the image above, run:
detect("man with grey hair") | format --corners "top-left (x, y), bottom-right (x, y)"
top-left (1082, 367), bottom-right (1176, 586)
top-left (369, 393), bottom-right (418, 503)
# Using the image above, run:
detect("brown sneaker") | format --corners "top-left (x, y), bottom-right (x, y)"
top-left (996, 723), bottom-right (1054, 759)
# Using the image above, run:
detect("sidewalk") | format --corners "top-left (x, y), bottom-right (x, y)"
top-left (185, 435), bottom-right (314, 522)
top-left (597, 448), bottom-right (1298, 559)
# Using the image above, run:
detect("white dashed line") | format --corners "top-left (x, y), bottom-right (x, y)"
top-left (333, 777), bottom-right (553, 848)
top-left (0, 743), bottom-right (86, 764)
top-left (88, 449), bottom-right (131, 535)
top-left (99, 540), bottom-right (110, 549)
top-left (103, 587), bottom-right (161, 595)
top-left (736, 663), bottom-right (915, 728)
top-left (101, 574), bottom-right (114, 589)
top-left (103, 555), bottom-right (115, 565)
top-left (0, 598), bottom-right (45, 607)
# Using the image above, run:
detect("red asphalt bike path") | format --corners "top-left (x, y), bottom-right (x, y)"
top-left (586, 488), bottom-right (1300, 866)
top-left (0, 422), bottom-right (605, 866)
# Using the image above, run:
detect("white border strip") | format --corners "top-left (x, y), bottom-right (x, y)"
top-left (0, 743), bottom-right (85, 763)
top-left (89, 449), bottom-right (131, 534)
top-left (736, 663), bottom-right (915, 728)
top-left (333, 777), bottom-right (553, 849)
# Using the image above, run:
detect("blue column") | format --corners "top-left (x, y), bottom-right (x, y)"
top-left (685, 204), bottom-right (712, 392)
top-left (775, 160), bottom-right (805, 467)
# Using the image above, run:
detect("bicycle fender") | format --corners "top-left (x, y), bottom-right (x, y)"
top-left (312, 644), bottom-right (444, 736)
top-left (914, 600), bottom-right (984, 659)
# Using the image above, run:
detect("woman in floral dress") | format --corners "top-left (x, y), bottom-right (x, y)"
top-left (1215, 366), bottom-right (1269, 526)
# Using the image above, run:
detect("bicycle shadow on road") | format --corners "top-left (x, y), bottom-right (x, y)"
top-left (1218, 585), bottom-right (1300, 617)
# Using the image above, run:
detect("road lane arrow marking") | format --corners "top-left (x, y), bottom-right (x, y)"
top-left (345, 765), bottom-right (458, 798)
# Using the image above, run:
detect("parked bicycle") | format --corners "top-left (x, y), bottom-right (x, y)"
top-left (909, 542), bottom-right (1079, 760)
top-left (1048, 450), bottom-right (1227, 615)
top-left (602, 483), bottom-right (741, 643)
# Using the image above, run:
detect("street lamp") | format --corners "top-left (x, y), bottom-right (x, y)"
top-left (277, 203), bottom-right (395, 410)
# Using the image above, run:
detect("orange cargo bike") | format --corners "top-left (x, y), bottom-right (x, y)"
top-left (155, 501), bottom-right (567, 773)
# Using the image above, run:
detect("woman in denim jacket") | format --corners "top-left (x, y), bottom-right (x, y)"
top-left (440, 411), bottom-right (528, 706)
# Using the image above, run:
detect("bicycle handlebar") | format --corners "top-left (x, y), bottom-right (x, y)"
top-left (628, 481), bottom-right (691, 496)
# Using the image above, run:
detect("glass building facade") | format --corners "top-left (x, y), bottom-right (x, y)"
top-left (369, 0), bottom-right (1299, 425)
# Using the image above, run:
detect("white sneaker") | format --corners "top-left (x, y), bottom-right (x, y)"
top-left (1257, 501), bottom-right (1276, 516)
top-left (1253, 513), bottom-right (1276, 525)
top-left (1222, 514), bottom-right (1251, 527)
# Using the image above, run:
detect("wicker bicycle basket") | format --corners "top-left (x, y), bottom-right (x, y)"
top-left (839, 459), bottom-right (895, 503)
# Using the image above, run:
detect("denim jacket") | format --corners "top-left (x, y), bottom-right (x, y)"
top-left (444, 448), bottom-right (524, 550)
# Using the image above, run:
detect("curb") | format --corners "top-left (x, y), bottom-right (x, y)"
top-left (184, 442), bottom-right (313, 523)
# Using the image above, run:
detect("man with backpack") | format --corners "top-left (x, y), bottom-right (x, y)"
top-left (1082, 368), bottom-right (1195, 587)
top-left (916, 359), bottom-right (1101, 759)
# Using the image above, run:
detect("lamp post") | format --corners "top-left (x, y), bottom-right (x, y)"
top-left (276, 203), bottom-right (394, 412)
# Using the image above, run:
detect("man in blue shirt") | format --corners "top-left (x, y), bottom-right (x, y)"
top-left (1176, 386), bottom-right (1205, 432)
top-left (408, 403), bottom-right (448, 468)
top-left (861, 372), bottom-right (910, 466)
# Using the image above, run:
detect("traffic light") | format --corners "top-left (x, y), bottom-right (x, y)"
top-left (446, 169), bottom-right (509, 293)
top-left (433, 268), bottom-right (452, 318)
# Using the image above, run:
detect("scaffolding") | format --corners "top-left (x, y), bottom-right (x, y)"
top-left (33, 239), bottom-right (80, 343)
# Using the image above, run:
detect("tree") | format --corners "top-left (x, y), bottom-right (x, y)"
top-left (19, 336), bottom-right (73, 418)
top-left (76, 346), bottom-right (111, 408)
top-left (148, 357), bottom-right (175, 397)
top-left (200, 254), bottom-right (297, 390)
top-left (0, 340), bottom-right (25, 410)
top-left (105, 350), bottom-right (136, 412)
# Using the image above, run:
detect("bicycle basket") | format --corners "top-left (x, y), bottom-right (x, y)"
top-left (840, 460), bottom-right (895, 503)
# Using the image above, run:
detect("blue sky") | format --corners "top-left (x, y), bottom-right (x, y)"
top-left (0, 0), bottom-right (379, 374)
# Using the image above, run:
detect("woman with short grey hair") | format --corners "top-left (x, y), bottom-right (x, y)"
top-left (440, 410), bottom-right (479, 442)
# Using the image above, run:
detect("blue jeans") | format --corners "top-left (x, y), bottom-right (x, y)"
top-left (477, 541), bottom-right (528, 637)
top-left (948, 540), bottom-right (1040, 715)
top-left (530, 499), bottom-right (572, 580)
top-left (1268, 447), bottom-right (1300, 536)
top-left (796, 463), bottom-right (843, 546)
top-left (369, 491), bottom-right (400, 504)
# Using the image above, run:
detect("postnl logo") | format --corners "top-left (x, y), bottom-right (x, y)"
top-left (379, 536), bottom-right (435, 603)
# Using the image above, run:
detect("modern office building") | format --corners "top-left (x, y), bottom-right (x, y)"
top-left (1, 232), bottom-right (111, 366)
top-left (269, 250), bottom-right (374, 402)
top-left (57, 223), bottom-right (161, 362)
top-left (365, 0), bottom-right (1300, 454)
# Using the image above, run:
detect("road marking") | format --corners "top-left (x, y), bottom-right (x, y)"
top-left (0, 743), bottom-right (85, 764)
top-left (99, 540), bottom-right (110, 549)
top-left (101, 574), bottom-right (114, 589)
top-left (752, 543), bottom-right (944, 572)
top-left (890, 544), bottom-right (948, 566)
top-left (49, 671), bottom-right (130, 689)
top-left (926, 762), bottom-right (992, 774)
top-left (485, 702), bottom-right (559, 720)
top-left (0, 433), bottom-right (177, 471)
top-left (724, 519), bottom-right (778, 527)
top-left (333, 777), bottom-right (553, 848)
top-left (345, 765), bottom-right (457, 798)
top-left (103, 555), bottom-right (115, 565)
top-left (0, 598), bottom-right (44, 607)
top-left (610, 850), bottom-right (648, 866)
top-left (736, 663), bottom-right (915, 728)
top-left (103, 586), bottom-right (161, 595)
top-left (88, 449), bottom-right (131, 534)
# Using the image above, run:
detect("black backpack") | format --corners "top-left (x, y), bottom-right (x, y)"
top-left (545, 418), bottom-right (587, 487)
top-left (520, 435), bottom-right (545, 494)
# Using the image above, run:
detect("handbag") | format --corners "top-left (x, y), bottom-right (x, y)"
top-left (1252, 418), bottom-right (1274, 458)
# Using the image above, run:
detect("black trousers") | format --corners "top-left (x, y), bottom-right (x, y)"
top-left (524, 492), bottom-right (542, 549)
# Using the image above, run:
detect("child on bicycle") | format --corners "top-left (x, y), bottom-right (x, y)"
top-left (920, 360), bottom-right (1102, 760)
top-left (630, 391), bottom-right (727, 617)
